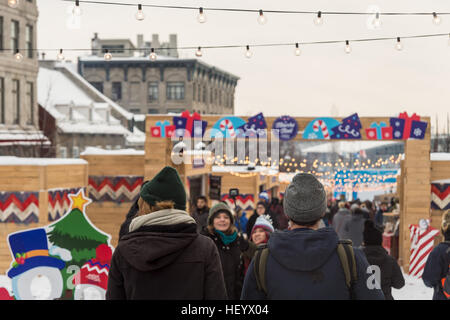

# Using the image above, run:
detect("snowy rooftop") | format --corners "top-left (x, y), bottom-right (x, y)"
top-left (80, 146), bottom-right (145, 156)
top-left (430, 152), bottom-right (450, 161)
top-left (0, 129), bottom-right (51, 146)
top-left (0, 156), bottom-right (87, 166)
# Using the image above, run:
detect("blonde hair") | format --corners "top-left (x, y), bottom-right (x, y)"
top-left (338, 201), bottom-right (346, 209)
top-left (442, 210), bottom-right (450, 234)
top-left (137, 197), bottom-right (175, 217)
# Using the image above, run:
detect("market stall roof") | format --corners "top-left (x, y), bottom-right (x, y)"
top-left (80, 147), bottom-right (145, 156)
top-left (0, 156), bottom-right (87, 166)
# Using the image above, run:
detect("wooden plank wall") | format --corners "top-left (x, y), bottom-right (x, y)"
top-left (429, 160), bottom-right (450, 244)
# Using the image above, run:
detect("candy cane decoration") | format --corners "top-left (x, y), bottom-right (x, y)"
top-left (313, 120), bottom-right (330, 139)
top-left (220, 119), bottom-right (236, 138)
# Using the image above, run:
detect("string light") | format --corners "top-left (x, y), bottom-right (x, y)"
top-left (294, 43), bottom-right (301, 56)
top-left (14, 49), bottom-right (23, 62)
top-left (57, 49), bottom-right (65, 61)
top-left (345, 40), bottom-right (352, 54)
top-left (73, 0), bottom-right (82, 16)
top-left (396, 37), bottom-right (403, 51)
top-left (8, 0), bottom-right (19, 8)
top-left (432, 12), bottom-right (441, 25)
top-left (257, 10), bottom-right (267, 25)
top-left (197, 7), bottom-right (206, 23)
top-left (373, 12), bottom-right (382, 29)
top-left (149, 48), bottom-right (157, 61)
top-left (103, 49), bottom-right (112, 61)
top-left (448, 34), bottom-right (450, 46)
top-left (135, 4), bottom-right (145, 21)
top-left (245, 45), bottom-right (252, 58)
top-left (314, 11), bottom-right (323, 26)
top-left (195, 46), bottom-right (203, 57)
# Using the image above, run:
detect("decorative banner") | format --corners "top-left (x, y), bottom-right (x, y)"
top-left (303, 117), bottom-right (340, 140)
top-left (150, 120), bottom-right (176, 138)
top-left (173, 110), bottom-right (208, 138)
top-left (399, 112), bottom-right (420, 140)
top-left (272, 116), bottom-right (298, 141)
top-left (409, 120), bottom-right (427, 140)
top-left (390, 117), bottom-right (406, 139)
top-left (237, 113), bottom-right (267, 138)
top-left (221, 194), bottom-right (255, 211)
top-left (48, 187), bottom-right (84, 221)
top-left (389, 113), bottom-right (427, 140)
top-left (431, 183), bottom-right (450, 210)
top-left (0, 191), bottom-right (39, 224)
top-left (409, 220), bottom-right (440, 278)
top-left (88, 175), bottom-right (144, 204)
top-left (4, 189), bottom-right (113, 300)
top-left (365, 122), bottom-right (394, 140)
top-left (211, 116), bottom-right (246, 138)
top-left (330, 113), bottom-right (362, 139)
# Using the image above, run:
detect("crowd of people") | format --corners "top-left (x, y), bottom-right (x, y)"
top-left (107, 166), bottom-right (450, 300)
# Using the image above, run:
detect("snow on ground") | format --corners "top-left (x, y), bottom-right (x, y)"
top-left (391, 268), bottom-right (434, 300)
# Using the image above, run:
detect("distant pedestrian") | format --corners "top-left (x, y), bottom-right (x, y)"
top-left (269, 197), bottom-right (289, 230)
top-left (343, 208), bottom-right (367, 248)
top-left (246, 201), bottom-right (279, 236)
top-left (332, 201), bottom-right (352, 240)
top-left (191, 195), bottom-right (210, 233)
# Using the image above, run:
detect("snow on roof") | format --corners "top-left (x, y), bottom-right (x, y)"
top-left (432, 179), bottom-right (450, 184)
top-left (58, 122), bottom-right (130, 135)
top-left (0, 129), bottom-right (51, 146)
top-left (430, 153), bottom-right (450, 161)
top-left (0, 156), bottom-right (87, 166)
top-left (80, 147), bottom-right (144, 156)
top-left (300, 141), bottom-right (402, 154)
top-left (125, 126), bottom-right (146, 145)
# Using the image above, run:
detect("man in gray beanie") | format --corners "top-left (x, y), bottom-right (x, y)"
top-left (241, 173), bottom-right (384, 300)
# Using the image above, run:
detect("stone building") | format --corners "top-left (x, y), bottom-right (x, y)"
top-left (78, 33), bottom-right (239, 118)
top-left (38, 61), bottom-right (145, 158)
top-left (0, 0), bottom-right (50, 156)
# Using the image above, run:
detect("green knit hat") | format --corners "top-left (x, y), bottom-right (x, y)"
top-left (140, 166), bottom-right (186, 210)
top-left (208, 202), bottom-right (234, 225)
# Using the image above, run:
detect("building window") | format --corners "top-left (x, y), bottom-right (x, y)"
top-left (112, 82), bottom-right (122, 101)
top-left (12, 80), bottom-right (20, 124)
top-left (0, 77), bottom-right (4, 124)
top-left (202, 86), bottom-right (207, 103)
top-left (148, 108), bottom-right (158, 114)
top-left (0, 17), bottom-right (3, 51)
top-left (26, 82), bottom-right (34, 125)
top-left (102, 45), bottom-right (124, 54)
top-left (26, 25), bottom-right (33, 58)
top-left (72, 146), bottom-right (79, 158)
top-left (11, 20), bottom-right (19, 53)
top-left (130, 81), bottom-right (140, 102)
top-left (106, 145), bottom-right (112, 150)
top-left (166, 82), bottom-right (185, 100)
top-left (59, 147), bottom-right (67, 158)
top-left (148, 82), bottom-right (158, 102)
top-left (90, 81), bottom-right (103, 93)
top-left (130, 108), bottom-right (140, 114)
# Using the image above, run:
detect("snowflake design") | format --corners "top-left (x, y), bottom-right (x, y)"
top-left (368, 131), bottom-right (375, 137)
top-left (413, 128), bottom-right (422, 137)
top-left (395, 121), bottom-right (401, 127)
top-left (394, 131), bottom-right (401, 138)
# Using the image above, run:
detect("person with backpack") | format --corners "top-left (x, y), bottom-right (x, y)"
top-left (362, 220), bottom-right (405, 300)
top-left (422, 210), bottom-right (450, 300)
top-left (240, 173), bottom-right (385, 300)
top-left (106, 166), bottom-right (227, 300)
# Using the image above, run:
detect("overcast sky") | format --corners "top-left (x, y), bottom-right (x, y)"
top-left (37, 0), bottom-right (450, 133)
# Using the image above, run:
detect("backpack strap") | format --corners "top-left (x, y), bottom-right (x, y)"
top-left (253, 245), bottom-right (269, 295)
top-left (337, 240), bottom-right (358, 299)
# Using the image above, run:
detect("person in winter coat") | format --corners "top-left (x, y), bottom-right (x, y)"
top-left (241, 173), bottom-right (385, 300)
top-left (343, 208), bottom-right (367, 248)
top-left (246, 201), bottom-right (278, 236)
top-left (362, 220), bottom-right (405, 300)
top-left (234, 207), bottom-right (249, 235)
top-left (269, 198), bottom-right (289, 230)
top-left (375, 202), bottom-right (387, 228)
top-left (191, 195), bottom-right (210, 233)
top-left (243, 216), bottom-right (275, 274)
top-left (201, 202), bottom-right (253, 300)
top-left (106, 166), bottom-right (227, 300)
top-left (422, 210), bottom-right (450, 300)
top-left (332, 201), bottom-right (352, 240)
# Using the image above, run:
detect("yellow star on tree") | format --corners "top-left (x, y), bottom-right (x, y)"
top-left (69, 189), bottom-right (92, 212)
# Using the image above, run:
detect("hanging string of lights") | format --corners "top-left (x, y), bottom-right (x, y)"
top-left (7, 32), bottom-right (450, 62)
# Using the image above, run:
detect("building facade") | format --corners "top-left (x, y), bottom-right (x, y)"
top-left (0, 0), bottom-right (50, 156)
top-left (78, 34), bottom-right (239, 117)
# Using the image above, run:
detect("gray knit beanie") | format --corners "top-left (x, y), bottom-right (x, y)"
top-left (283, 173), bottom-right (327, 223)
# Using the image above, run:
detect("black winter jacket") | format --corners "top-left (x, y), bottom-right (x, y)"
top-left (362, 245), bottom-right (405, 300)
top-left (422, 240), bottom-right (450, 300)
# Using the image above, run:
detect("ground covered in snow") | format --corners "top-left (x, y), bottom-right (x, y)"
top-left (391, 268), bottom-right (434, 300)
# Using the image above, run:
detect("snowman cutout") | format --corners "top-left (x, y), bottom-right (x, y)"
top-left (73, 244), bottom-right (112, 300)
top-left (7, 229), bottom-right (66, 300)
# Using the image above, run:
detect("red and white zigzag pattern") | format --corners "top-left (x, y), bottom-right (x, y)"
top-left (88, 176), bottom-right (143, 203)
top-left (221, 194), bottom-right (255, 211)
top-left (431, 183), bottom-right (450, 210)
top-left (0, 192), bottom-right (39, 223)
top-left (409, 224), bottom-right (440, 278)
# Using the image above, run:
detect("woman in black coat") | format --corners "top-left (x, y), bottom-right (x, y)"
top-left (362, 220), bottom-right (405, 300)
top-left (201, 202), bottom-right (252, 300)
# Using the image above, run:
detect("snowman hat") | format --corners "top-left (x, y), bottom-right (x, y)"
top-left (259, 192), bottom-right (269, 201)
top-left (7, 229), bottom-right (65, 279)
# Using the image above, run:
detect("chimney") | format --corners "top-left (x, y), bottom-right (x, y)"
top-left (91, 33), bottom-right (99, 56)
top-left (169, 34), bottom-right (178, 57)
top-left (151, 34), bottom-right (160, 50)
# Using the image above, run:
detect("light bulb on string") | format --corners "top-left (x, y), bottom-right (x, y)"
top-left (8, 0), bottom-right (19, 8)
top-left (396, 37), bottom-right (403, 51)
top-left (432, 12), bottom-right (441, 25)
top-left (314, 11), bottom-right (323, 26)
top-left (373, 12), bottom-right (382, 28)
top-left (104, 49), bottom-right (112, 61)
top-left (73, 0), bottom-right (82, 16)
top-left (149, 48), bottom-right (157, 61)
top-left (345, 40), bottom-right (352, 54)
top-left (135, 4), bottom-right (145, 21)
top-left (195, 47), bottom-right (203, 57)
top-left (197, 7), bottom-right (207, 23)
top-left (257, 10), bottom-right (267, 25)
top-left (294, 43), bottom-right (301, 56)
top-left (14, 49), bottom-right (23, 62)
top-left (448, 34), bottom-right (450, 46)
top-left (57, 49), bottom-right (65, 61)
top-left (245, 45), bottom-right (252, 58)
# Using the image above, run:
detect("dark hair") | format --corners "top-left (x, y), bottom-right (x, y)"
top-left (363, 220), bottom-right (383, 246)
top-left (353, 208), bottom-right (365, 215)
top-left (196, 195), bottom-right (207, 202)
top-left (290, 218), bottom-right (321, 227)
